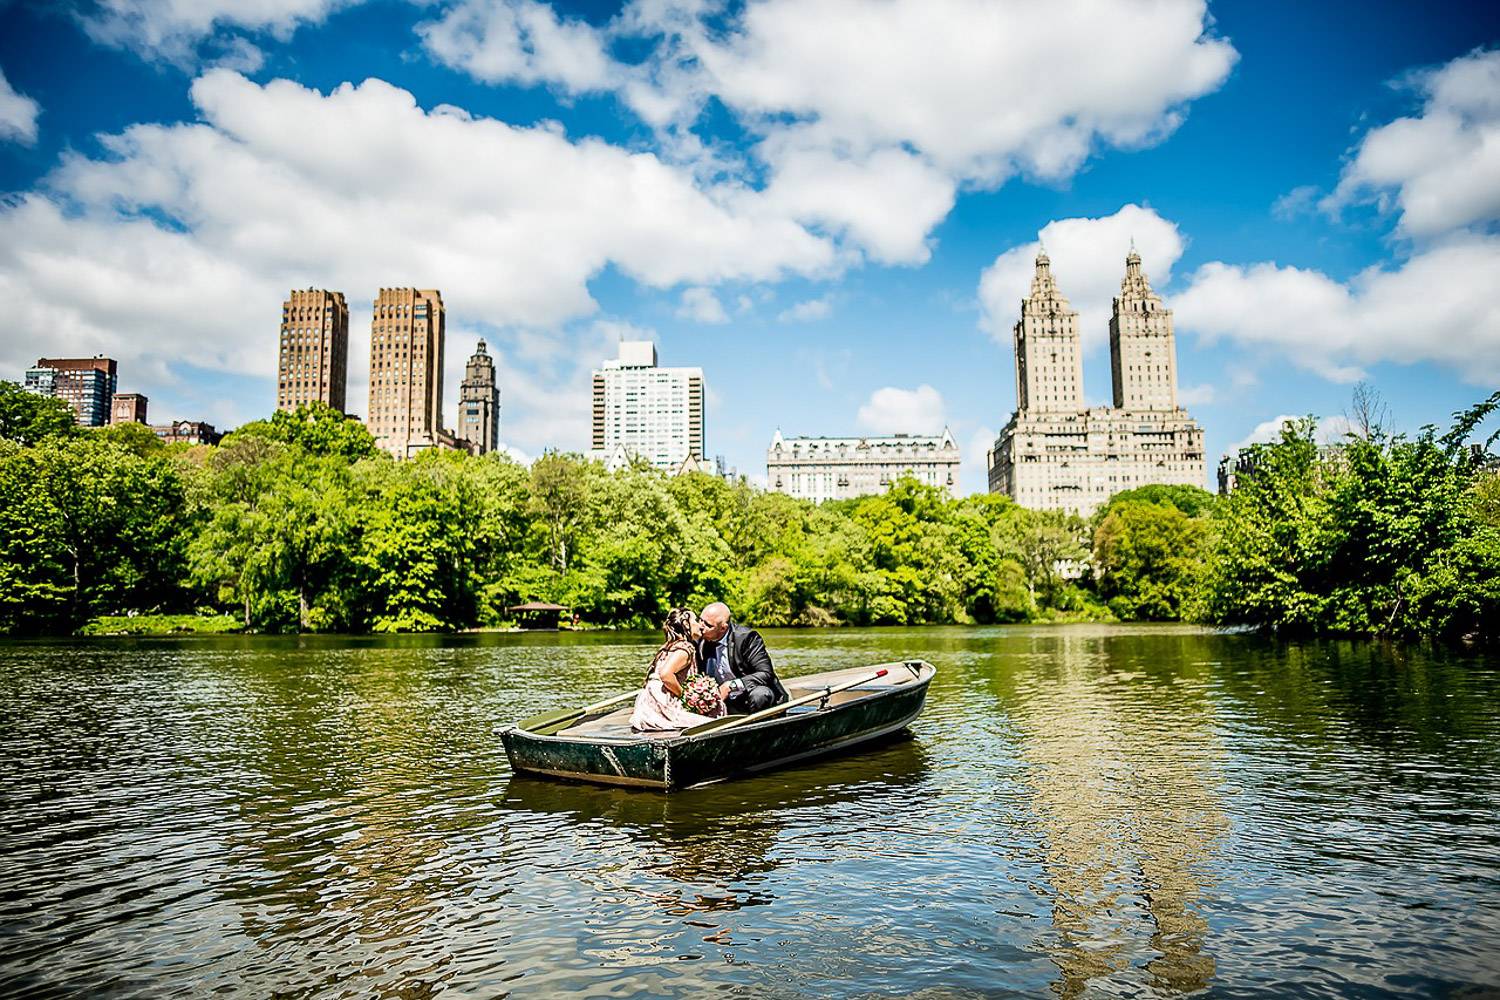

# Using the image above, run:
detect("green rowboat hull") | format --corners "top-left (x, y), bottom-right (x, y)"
top-left (501, 662), bottom-right (933, 791)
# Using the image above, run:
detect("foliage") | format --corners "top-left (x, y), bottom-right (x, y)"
top-left (80, 612), bottom-right (241, 636)
top-left (228, 401), bottom-right (381, 462)
top-left (1, 394), bottom-right (1495, 644)
top-left (1094, 500), bottom-right (1210, 620)
top-left (0, 380), bottom-right (77, 446)
top-left (0, 435), bottom-right (190, 634)
top-left (1201, 404), bottom-right (1500, 642)
top-left (1096, 483), bottom-right (1217, 520)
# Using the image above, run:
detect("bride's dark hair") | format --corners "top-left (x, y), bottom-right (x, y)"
top-left (650, 607), bottom-right (698, 673)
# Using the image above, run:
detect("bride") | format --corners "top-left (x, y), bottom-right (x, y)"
top-left (629, 608), bottom-right (726, 731)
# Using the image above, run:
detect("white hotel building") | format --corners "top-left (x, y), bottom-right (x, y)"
top-left (591, 340), bottom-right (705, 472)
top-left (766, 429), bottom-right (961, 502)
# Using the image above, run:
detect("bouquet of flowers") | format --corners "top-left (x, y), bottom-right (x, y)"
top-left (679, 672), bottom-right (724, 716)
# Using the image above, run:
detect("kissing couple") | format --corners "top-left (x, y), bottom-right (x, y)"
top-left (629, 602), bottom-right (789, 732)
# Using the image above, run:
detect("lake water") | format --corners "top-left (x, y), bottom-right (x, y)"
top-left (2, 625), bottom-right (1499, 998)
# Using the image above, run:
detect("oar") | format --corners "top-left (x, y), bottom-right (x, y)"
top-left (682, 668), bottom-right (890, 737)
top-left (519, 689), bottom-right (639, 735)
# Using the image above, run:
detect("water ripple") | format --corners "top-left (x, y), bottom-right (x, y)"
top-left (1, 627), bottom-right (1499, 997)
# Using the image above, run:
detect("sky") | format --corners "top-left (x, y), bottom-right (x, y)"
top-left (0, 0), bottom-right (1497, 493)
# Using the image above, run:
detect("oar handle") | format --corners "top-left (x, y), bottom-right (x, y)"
top-left (684, 668), bottom-right (889, 737)
top-left (583, 689), bottom-right (642, 714)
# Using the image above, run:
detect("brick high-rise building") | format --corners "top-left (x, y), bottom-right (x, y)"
top-left (277, 289), bottom-right (349, 413)
top-left (367, 288), bottom-right (447, 459)
top-left (457, 338), bottom-right (500, 455)
top-left (111, 392), bottom-right (148, 425)
top-left (987, 251), bottom-right (1206, 515)
top-left (25, 356), bottom-right (117, 427)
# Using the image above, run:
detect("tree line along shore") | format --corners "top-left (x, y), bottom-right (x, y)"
top-left (1, 383), bottom-right (1496, 644)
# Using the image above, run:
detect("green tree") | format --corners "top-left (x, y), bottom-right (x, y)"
top-left (229, 402), bottom-right (380, 461)
top-left (1093, 500), bottom-right (1209, 620)
top-left (0, 381), bottom-right (76, 446)
top-left (0, 436), bottom-right (188, 633)
top-left (529, 452), bottom-right (593, 572)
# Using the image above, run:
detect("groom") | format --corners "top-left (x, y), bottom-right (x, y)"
top-left (698, 602), bottom-right (788, 714)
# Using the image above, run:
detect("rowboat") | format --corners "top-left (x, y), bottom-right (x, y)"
top-left (501, 660), bottom-right (936, 791)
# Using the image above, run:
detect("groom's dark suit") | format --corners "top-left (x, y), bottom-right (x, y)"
top-left (698, 621), bottom-right (788, 714)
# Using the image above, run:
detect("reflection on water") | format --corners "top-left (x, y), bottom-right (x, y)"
top-left (2, 626), bottom-right (1499, 997)
top-left (999, 631), bottom-right (1226, 996)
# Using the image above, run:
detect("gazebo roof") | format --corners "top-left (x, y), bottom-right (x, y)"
top-left (506, 601), bottom-right (569, 613)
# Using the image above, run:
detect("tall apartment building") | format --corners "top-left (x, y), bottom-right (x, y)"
top-left (111, 392), bottom-right (148, 425)
top-left (590, 340), bottom-right (704, 472)
top-left (458, 339), bottom-right (501, 455)
top-left (367, 288), bottom-right (446, 459)
top-left (987, 249), bottom-right (1206, 515)
top-left (25, 357), bottom-right (117, 426)
top-left (767, 429), bottom-right (961, 502)
top-left (277, 289), bottom-right (349, 413)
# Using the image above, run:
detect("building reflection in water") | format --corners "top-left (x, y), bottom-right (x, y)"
top-left (1000, 630), bottom-right (1228, 997)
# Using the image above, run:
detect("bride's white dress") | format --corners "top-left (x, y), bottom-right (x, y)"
top-left (629, 640), bottom-right (725, 731)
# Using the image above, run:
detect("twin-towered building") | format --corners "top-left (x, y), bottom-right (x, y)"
top-left (986, 248), bottom-right (1206, 515)
top-left (275, 287), bottom-right (500, 460)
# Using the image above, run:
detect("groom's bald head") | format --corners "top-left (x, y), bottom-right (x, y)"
top-left (701, 602), bottom-right (731, 640)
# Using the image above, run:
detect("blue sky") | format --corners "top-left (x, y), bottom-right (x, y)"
top-left (0, 0), bottom-right (1496, 492)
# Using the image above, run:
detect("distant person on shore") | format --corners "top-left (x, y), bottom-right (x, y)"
top-left (629, 608), bottom-right (726, 731)
top-left (697, 602), bottom-right (788, 714)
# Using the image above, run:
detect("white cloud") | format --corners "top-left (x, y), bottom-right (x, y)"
top-left (1323, 48), bottom-right (1500, 238)
top-left (0, 71), bottom-right (840, 426)
top-left (856, 384), bottom-right (946, 435)
top-left (628, 0), bottom-right (1236, 181)
top-left (964, 425), bottom-right (996, 495)
top-left (0, 67), bottom-right (40, 146)
top-left (77, 0), bottom-right (357, 66)
top-left (1229, 414), bottom-right (1353, 454)
top-left (757, 145), bottom-right (956, 265)
top-left (1174, 236), bottom-right (1500, 385)
top-left (428, 0), bottom-right (1235, 268)
top-left (1177, 383), bottom-right (1216, 406)
top-left (977, 204), bottom-right (1185, 351)
top-left (417, 0), bottom-right (614, 93)
top-left (676, 286), bottom-right (729, 324)
top-left (777, 296), bottom-right (832, 323)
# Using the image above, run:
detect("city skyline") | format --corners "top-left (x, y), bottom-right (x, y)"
top-left (1, 3), bottom-right (1496, 493)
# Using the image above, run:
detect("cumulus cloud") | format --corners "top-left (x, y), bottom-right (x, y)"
top-left (856, 384), bottom-right (946, 435)
top-left (1177, 383), bottom-right (1217, 406)
top-left (627, 0), bottom-right (1236, 180)
top-left (977, 204), bottom-right (1185, 351)
top-left (1174, 237), bottom-right (1500, 385)
top-left (1323, 48), bottom-right (1500, 238)
top-left (0, 67), bottom-right (40, 145)
top-left (964, 425), bottom-right (997, 494)
top-left (0, 70), bottom-right (840, 425)
top-left (77, 0), bottom-right (357, 66)
top-left (417, 0), bottom-right (614, 92)
top-left (676, 286), bottom-right (729, 324)
top-left (423, 0), bottom-right (1235, 266)
top-left (778, 296), bottom-right (832, 323)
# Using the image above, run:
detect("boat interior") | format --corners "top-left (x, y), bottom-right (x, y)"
top-left (552, 661), bottom-right (933, 742)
